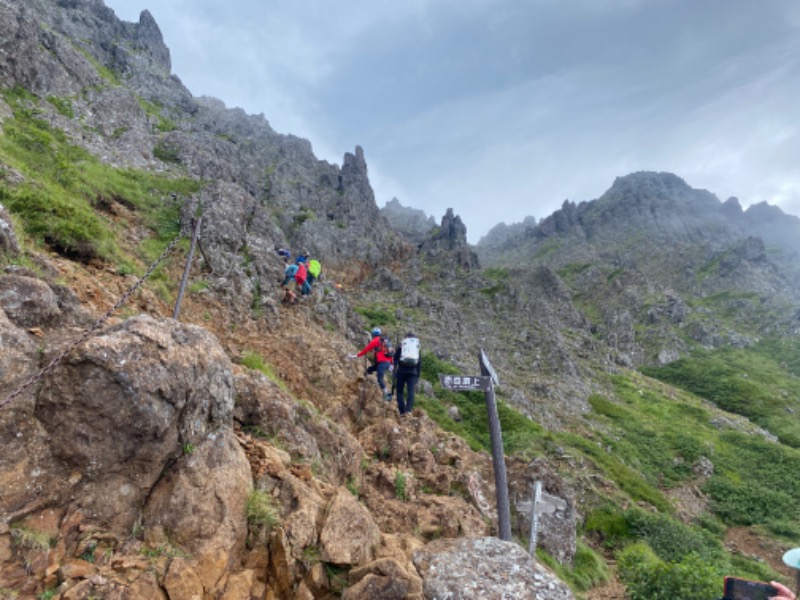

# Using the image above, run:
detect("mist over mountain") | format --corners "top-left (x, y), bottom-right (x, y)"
top-left (1, 1), bottom-right (800, 599)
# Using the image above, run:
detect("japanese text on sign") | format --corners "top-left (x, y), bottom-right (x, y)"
top-left (438, 374), bottom-right (491, 391)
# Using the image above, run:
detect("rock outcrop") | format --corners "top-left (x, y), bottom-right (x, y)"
top-left (419, 208), bottom-right (479, 271)
top-left (413, 537), bottom-right (575, 600)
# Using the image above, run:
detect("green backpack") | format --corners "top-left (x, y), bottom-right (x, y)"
top-left (308, 259), bottom-right (322, 279)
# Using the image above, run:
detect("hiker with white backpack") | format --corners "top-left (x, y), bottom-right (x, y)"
top-left (393, 332), bottom-right (421, 417)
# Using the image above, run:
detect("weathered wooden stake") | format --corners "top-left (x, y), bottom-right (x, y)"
top-left (479, 349), bottom-right (512, 541)
top-left (529, 480), bottom-right (542, 556)
top-left (173, 216), bottom-right (202, 320)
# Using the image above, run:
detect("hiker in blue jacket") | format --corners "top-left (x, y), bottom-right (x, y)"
top-left (281, 262), bottom-right (299, 304)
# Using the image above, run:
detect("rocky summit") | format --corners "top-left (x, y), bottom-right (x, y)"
top-left (1, 1), bottom-right (800, 599)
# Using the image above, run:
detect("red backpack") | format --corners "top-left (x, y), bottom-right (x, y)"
top-left (377, 337), bottom-right (392, 360)
top-left (295, 262), bottom-right (307, 285)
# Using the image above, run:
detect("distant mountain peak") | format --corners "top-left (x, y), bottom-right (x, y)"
top-left (381, 197), bottom-right (436, 243)
top-left (600, 171), bottom-right (709, 207)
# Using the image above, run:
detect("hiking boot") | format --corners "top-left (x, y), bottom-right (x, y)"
top-left (384, 391), bottom-right (392, 401)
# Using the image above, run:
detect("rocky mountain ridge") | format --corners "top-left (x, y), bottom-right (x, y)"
top-left (478, 171), bottom-right (800, 288)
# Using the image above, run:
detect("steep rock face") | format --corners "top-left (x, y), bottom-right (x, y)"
top-left (132, 9), bottom-right (171, 72)
top-left (0, 0), bottom-right (401, 293)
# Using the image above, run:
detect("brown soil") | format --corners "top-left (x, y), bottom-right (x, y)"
top-left (585, 570), bottom-right (626, 600)
top-left (725, 526), bottom-right (796, 580)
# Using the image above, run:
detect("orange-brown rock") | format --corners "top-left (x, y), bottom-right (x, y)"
top-left (163, 556), bottom-right (204, 600)
top-left (319, 488), bottom-right (380, 566)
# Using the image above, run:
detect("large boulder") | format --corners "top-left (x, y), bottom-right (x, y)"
top-left (320, 488), bottom-right (380, 566)
top-left (0, 275), bottom-right (62, 329)
top-left (142, 428), bottom-right (252, 592)
top-left (31, 314), bottom-right (235, 534)
top-left (413, 537), bottom-right (575, 600)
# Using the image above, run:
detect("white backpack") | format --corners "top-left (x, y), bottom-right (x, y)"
top-left (399, 337), bottom-right (420, 367)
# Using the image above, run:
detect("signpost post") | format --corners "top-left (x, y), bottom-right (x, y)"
top-left (478, 349), bottom-right (512, 541)
top-left (440, 350), bottom-right (511, 541)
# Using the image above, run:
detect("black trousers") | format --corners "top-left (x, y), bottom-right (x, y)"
top-left (395, 372), bottom-right (418, 414)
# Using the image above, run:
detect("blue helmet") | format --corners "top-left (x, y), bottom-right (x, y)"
top-left (371, 327), bottom-right (381, 337)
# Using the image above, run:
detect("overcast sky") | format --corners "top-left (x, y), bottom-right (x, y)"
top-left (103, 0), bottom-right (800, 243)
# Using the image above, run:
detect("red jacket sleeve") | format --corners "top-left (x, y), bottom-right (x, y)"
top-left (357, 336), bottom-right (380, 358)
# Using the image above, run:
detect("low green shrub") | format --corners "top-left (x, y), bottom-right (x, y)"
top-left (353, 305), bottom-right (398, 330)
top-left (617, 543), bottom-right (722, 600)
top-left (0, 184), bottom-right (116, 260)
top-left (625, 509), bottom-right (725, 564)
top-left (538, 542), bottom-right (610, 593)
top-left (584, 504), bottom-right (632, 548)
top-left (394, 471), bottom-right (408, 501)
top-left (704, 477), bottom-right (794, 526)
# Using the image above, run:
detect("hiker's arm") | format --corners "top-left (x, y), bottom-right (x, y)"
top-left (357, 338), bottom-right (378, 358)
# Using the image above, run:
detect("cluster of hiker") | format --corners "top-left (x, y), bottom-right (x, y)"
top-left (275, 246), bottom-right (421, 417)
top-left (350, 329), bottom-right (421, 417)
top-left (276, 247), bottom-right (322, 305)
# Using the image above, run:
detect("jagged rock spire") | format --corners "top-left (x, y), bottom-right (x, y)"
top-left (420, 208), bottom-right (480, 270)
top-left (134, 10), bottom-right (171, 73)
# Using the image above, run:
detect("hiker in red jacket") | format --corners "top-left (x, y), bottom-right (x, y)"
top-left (350, 328), bottom-right (393, 401)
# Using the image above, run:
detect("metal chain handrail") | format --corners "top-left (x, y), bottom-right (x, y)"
top-left (0, 226), bottom-right (189, 410)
